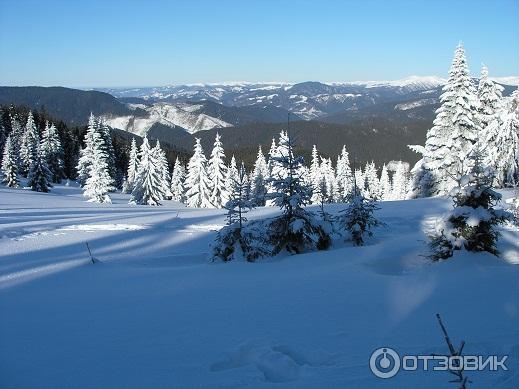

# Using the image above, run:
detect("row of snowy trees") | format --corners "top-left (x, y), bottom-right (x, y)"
top-left (212, 130), bottom-right (383, 261)
top-left (1, 111), bottom-right (63, 192)
top-left (119, 129), bottom-right (411, 208)
top-left (411, 43), bottom-right (519, 197)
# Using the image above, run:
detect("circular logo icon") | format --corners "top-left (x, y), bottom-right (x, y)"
top-left (369, 347), bottom-right (400, 379)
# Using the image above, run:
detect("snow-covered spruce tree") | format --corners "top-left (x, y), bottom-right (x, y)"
top-left (410, 43), bottom-right (479, 197)
top-left (250, 146), bottom-right (268, 206)
top-left (354, 167), bottom-right (365, 197)
top-left (0, 123), bottom-right (5, 161)
top-left (477, 65), bottom-right (503, 132)
top-left (97, 119), bottom-right (117, 182)
top-left (130, 137), bottom-right (164, 206)
top-left (266, 132), bottom-right (331, 254)
top-left (77, 114), bottom-right (98, 186)
top-left (153, 140), bottom-right (172, 199)
top-left (40, 122), bottom-right (64, 183)
top-left (309, 145), bottom-right (322, 204)
top-left (7, 115), bottom-right (24, 169)
top-left (207, 133), bottom-right (227, 208)
top-left (83, 126), bottom-right (114, 203)
top-left (391, 162), bottom-right (409, 200)
top-left (264, 137), bottom-right (278, 202)
top-left (224, 155), bottom-right (239, 203)
top-left (226, 163), bottom-right (254, 227)
top-left (483, 85), bottom-right (519, 187)
top-left (27, 147), bottom-right (52, 193)
top-left (335, 146), bottom-right (353, 202)
top-left (212, 163), bottom-right (256, 262)
top-left (123, 138), bottom-right (140, 193)
top-left (379, 164), bottom-right (392, 200)
top-left (184, 138), bottom-right (211, 208)
top-left (170, 157), bottom-right (186, 202)
top-left (430, 148), bottom-right (512, 260)
top-left (364, 161), bottom-right (380, 200)
top-left (20, 111), bottom-right (40, 176)
top-left (320, 157), bottom-right (337, 203)
top-left (336, 171), bottom-right (383, 246)
top-left (1, 136), bottom-right (20, 188)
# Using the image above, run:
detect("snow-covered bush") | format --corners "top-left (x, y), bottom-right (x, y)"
top-left (336, 194), bottom-right (383, 246)
top-left (429, 151), bottom-right (512, 260)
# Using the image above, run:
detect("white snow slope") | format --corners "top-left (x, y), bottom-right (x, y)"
top-left (103, 102), bottom-right (232, 136)
top-left (1, 185), bottom-right (518, 389)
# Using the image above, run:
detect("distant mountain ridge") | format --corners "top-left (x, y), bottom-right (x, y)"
top-left (96, 76), bottom-right (450, 120)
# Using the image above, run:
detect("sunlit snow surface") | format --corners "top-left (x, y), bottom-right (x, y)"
top-left (1, 185), bottom-right (518, 388)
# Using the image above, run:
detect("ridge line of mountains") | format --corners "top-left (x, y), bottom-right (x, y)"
top-left (1, 76), bottom-right (517, 167)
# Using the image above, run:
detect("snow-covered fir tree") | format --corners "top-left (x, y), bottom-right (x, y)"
top-left (77, 114), bottom-right (98, 186)
top-left (224, 155), bottom-right (239, 204)
top-left (98, 119), bottom-right (117, 182)
top-left (250, 146), bottom-right (268, 206)
top-left (267, 131), bottom-right (331, 254)
top-left (130, 137), bottom-right (164, 206)
top-left (364, 161), bottom-right (380, 200)
top-left (379, 164), bottom-right (392, 201)
top-left (8, 115), bottom-right (23, 167)
top-left (309, 145), bottom-right (322, 204)
top-left (123, 138), bottom-right (139, 193)
top-left (477, 65), bottom-right (504, 132)
top-left (320, 157), bottom-right (336, 203)
top-left (184, 138), bottom-right (211, 208)
top-left (354, 168), bottom-right (365, 197)
top-left (336, 192), bottom-right (383, 246)
top-left (27, 147), bottom-right (52, 193)
top-left (83, 126), bottom-right (114, 204)
top-left (0, 123), bottom-right (5, 159)
top-left (20, 111), bottom-right (40, 176)
top-left (153, 140), bottom-right (172, 199)
top-left (335, 146), bottom-right (353, 202)
top-left (211, 163), bottom-right (256, 262)
top-left (430, 148), bottom-right (512, 260)
top-left (410, 43), bottom-right (480, 196)
top-left (170, 157), bottom-right (186, 202)
top-left (1, 136), bottom-right (20, 188)
top-left (483, 84), bottom-right (519, 187)
top-left (207, 133), bottom-right (227, 208)
top-left (270, 131), bottom-right (290, 182)
top-left (225, 162), bottom-right (255, 228)
top-left (391, 162), bottom-right (409, 200)
top-left (40, 122), bottom-right (64, 183)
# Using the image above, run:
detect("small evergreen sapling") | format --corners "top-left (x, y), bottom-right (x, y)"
top-left (337, 193), bottom-right (383, 246)
top-left (430, 149), bottom-right (512, 260)
top-left (212, 163), bottom-right (256, 262)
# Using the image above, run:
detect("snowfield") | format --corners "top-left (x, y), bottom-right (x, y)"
top-left (1, 185), bottom-right (519, 388)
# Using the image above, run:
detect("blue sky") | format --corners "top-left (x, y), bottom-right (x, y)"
top-left (0, 0), bottom-right (518, 87)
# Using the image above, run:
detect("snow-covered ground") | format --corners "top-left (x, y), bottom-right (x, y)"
top-left (1, 185), bottom-right (518, 388)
